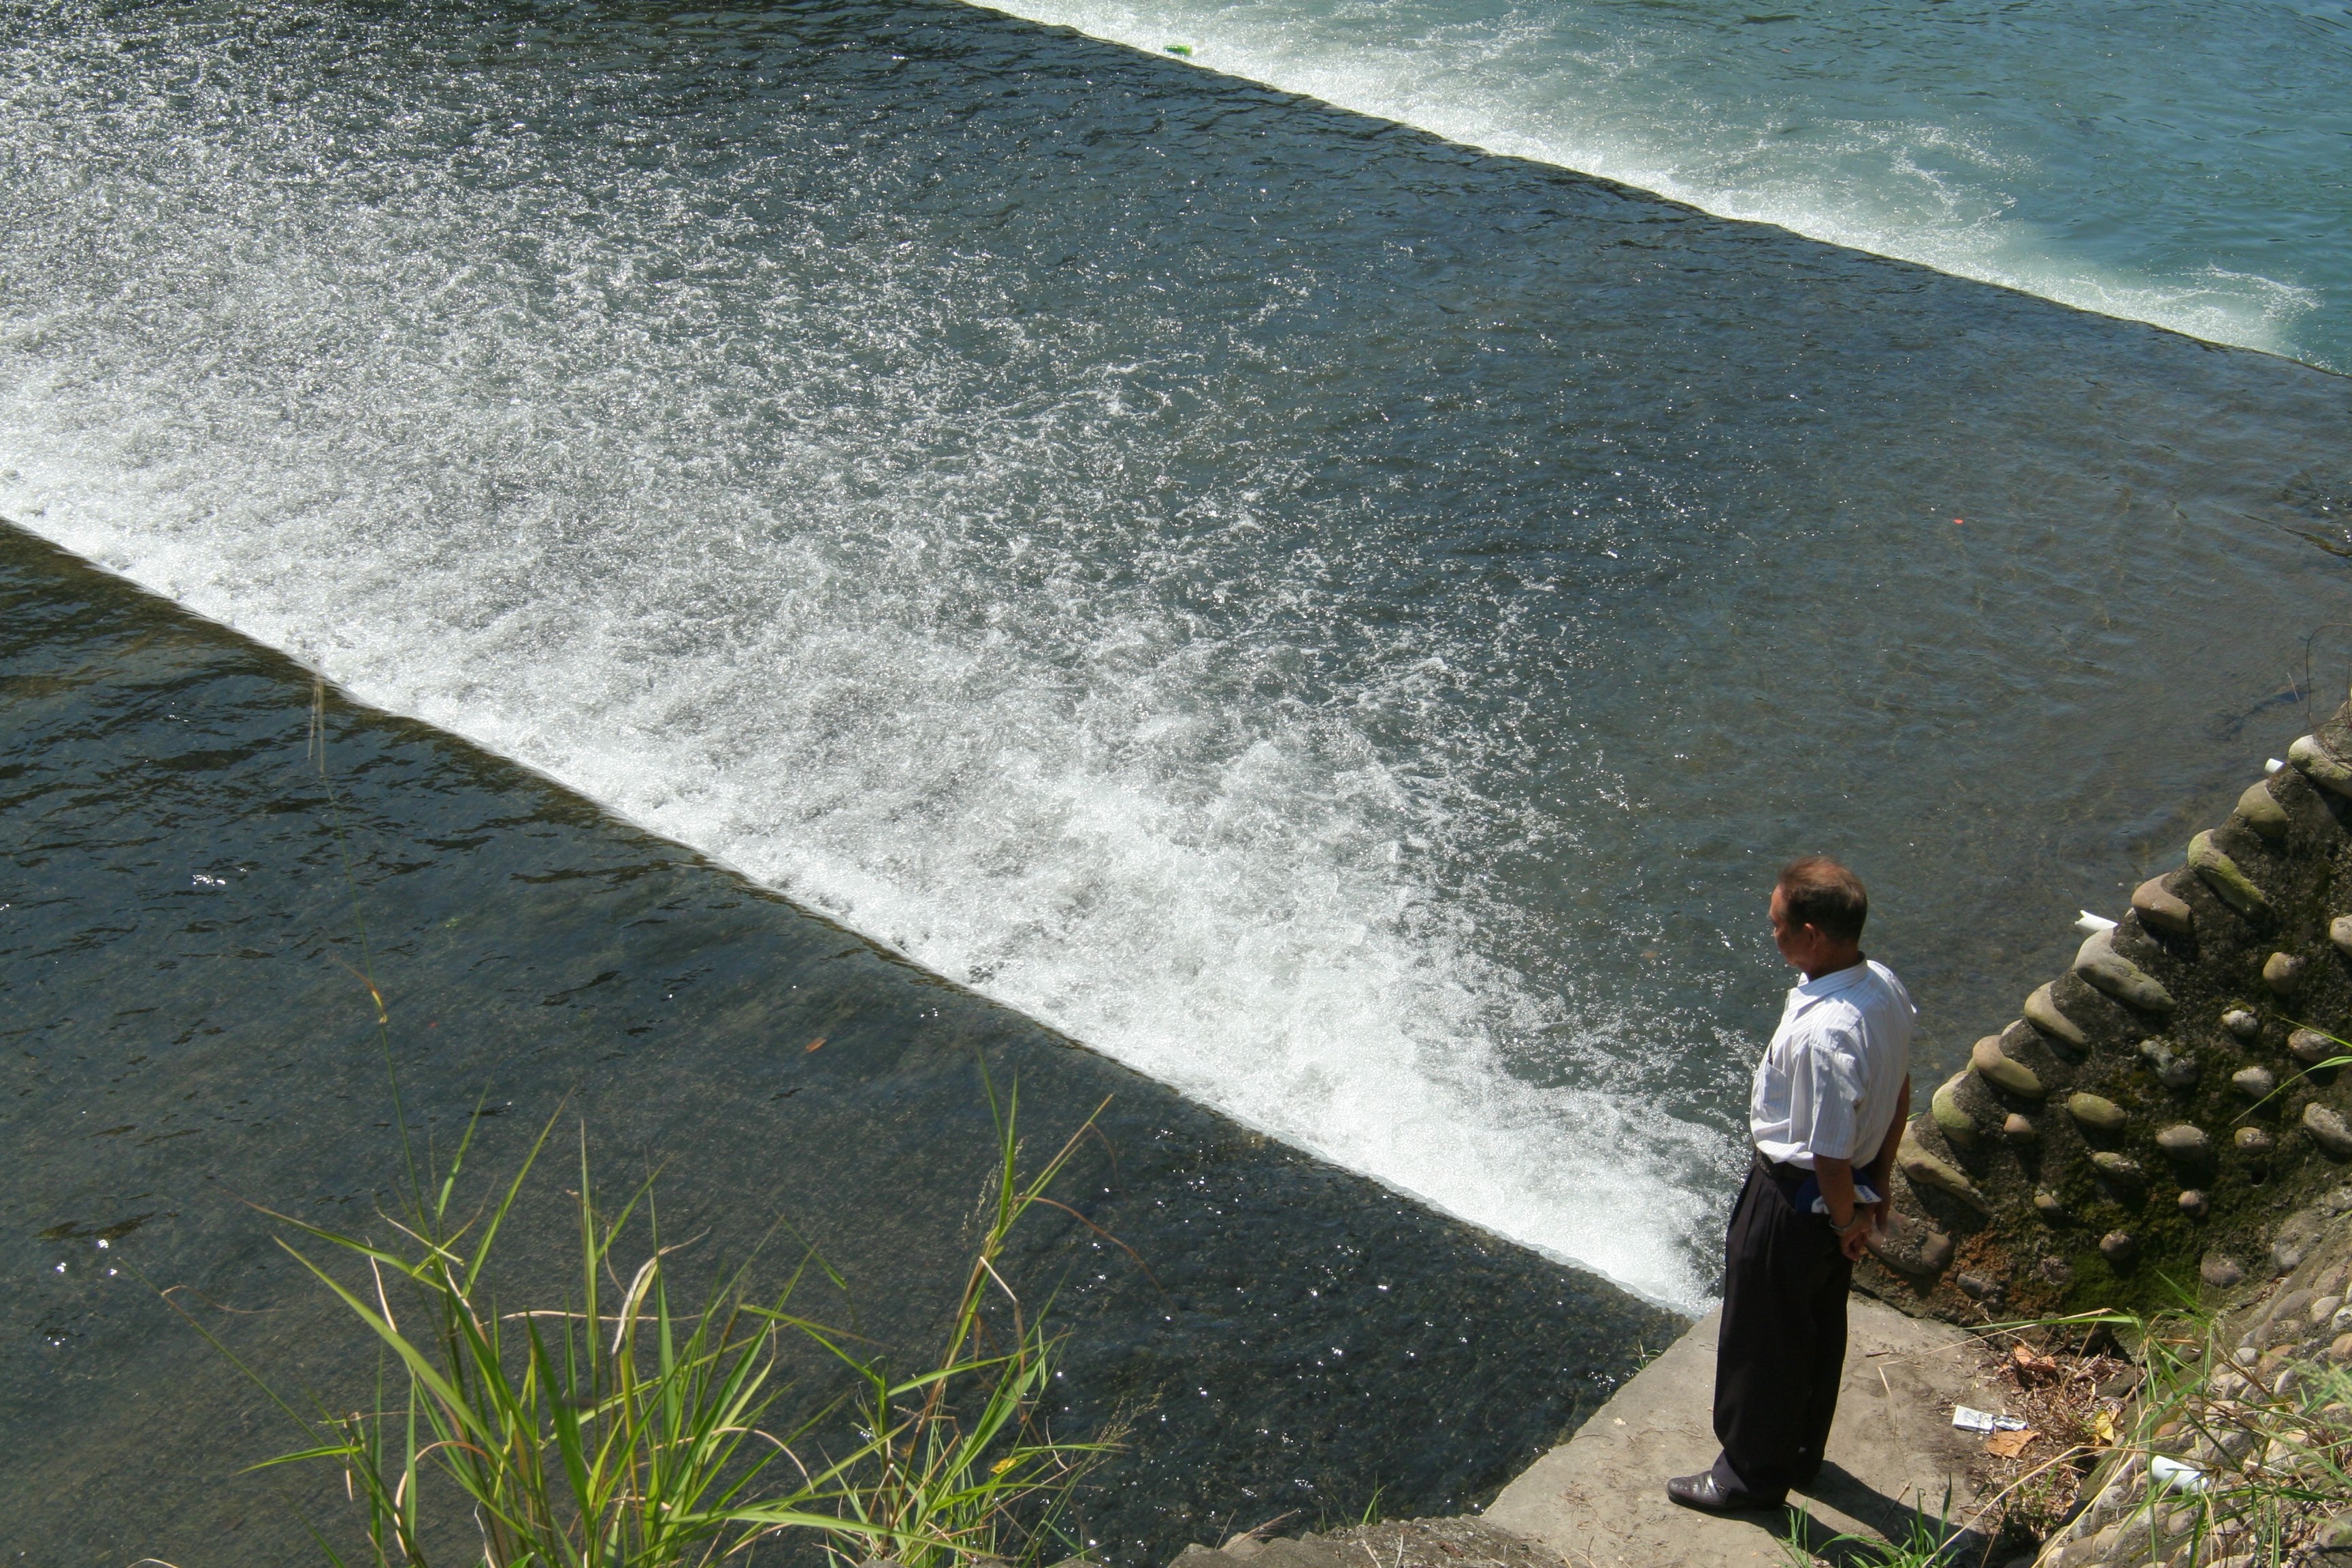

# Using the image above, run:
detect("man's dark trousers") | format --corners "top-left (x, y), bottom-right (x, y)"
top-left (1706, 1155), bottom-right (1852, 1503)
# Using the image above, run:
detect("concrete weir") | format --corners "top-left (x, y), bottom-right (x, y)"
top-left (1484, 1301), bottom-right (2002, 1565)
top-left (0, 521), bottom-right (1680, 1567)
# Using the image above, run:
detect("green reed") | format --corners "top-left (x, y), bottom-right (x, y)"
top-left (163, 1079), bottom-right (1117, 1568)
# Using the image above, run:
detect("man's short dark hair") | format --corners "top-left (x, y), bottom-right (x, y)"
top-left (1778, 856), bottom-right (1869, 944)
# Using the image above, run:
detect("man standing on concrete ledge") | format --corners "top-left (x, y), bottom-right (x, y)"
top-left (1667, 856), bottom-right (1914, 1514)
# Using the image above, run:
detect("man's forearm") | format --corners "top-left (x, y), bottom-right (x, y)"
top-left (1814, 1156), bottom-right (1860, 1228)
top-left (1866, 1077), bottom-right (1913, 1198)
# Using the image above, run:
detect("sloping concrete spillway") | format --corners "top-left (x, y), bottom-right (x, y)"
top-left (0, 524), bottom-right (1680, 1567)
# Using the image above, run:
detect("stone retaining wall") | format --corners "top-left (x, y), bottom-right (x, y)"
top-left (1857, 698), bottom-right (2352, 1322)
top-left (2032, 1190), bottom-right (2352, 1568)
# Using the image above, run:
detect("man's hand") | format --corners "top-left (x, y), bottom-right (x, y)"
top-left (1816, 1154), bottom-right (1873, 1260)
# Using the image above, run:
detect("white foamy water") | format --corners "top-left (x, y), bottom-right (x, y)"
top-left (0, 1), bottom-right (1739, 1306)
top-left (0, 456), bottom-right (1721, 1309)
top-left (972, 0), bottom-right (2351, 370)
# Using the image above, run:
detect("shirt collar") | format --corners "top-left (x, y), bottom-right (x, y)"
top-left (1793, 960), bottom-right (1872, 1001)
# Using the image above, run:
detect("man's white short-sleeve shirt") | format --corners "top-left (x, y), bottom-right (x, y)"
top-left (1750, 958), bottom-right (1915, 1170)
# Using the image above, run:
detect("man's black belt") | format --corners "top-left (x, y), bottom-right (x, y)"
top-left (1752, 1149), bottom-right (1827, 1217)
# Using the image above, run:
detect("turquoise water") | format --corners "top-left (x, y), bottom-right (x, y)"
top-left (978, 0), bottom-right (2352, 371)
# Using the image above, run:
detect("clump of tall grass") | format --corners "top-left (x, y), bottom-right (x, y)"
top-left (164, 1082), bottom-right (1117, 1568)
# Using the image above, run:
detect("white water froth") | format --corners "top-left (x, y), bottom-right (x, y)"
top-left (0, 418), bottom-right (1725, 1313)
top-left (970, 0), bottom-right (2323, 362)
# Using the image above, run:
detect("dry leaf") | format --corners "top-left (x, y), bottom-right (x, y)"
top-left (1984, 1428), bottom-right (2037, 1458)
top-left (806, 1037), bottom-right (826, 1053)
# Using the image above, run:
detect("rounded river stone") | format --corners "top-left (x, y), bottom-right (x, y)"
top-left (1865, 1214), bottom-right (1954, 1276)
top-left (2074, 928), bottom-right (2177, 1013)
top-left (2138, 1037), bottom-right (2199, 1089)
top-left (1931, 1074), bottom-right (1979, 1147)
top-left (2189, 830), bottom-right (2271, 917)
top-left (2002, 1113), bottom-right (2038, 1147)
top-left (1971, 1036), bottom-right (2044, 1098)
top-left (2306, 1102), bottom-right (2352, 1160)
top-left (2291, 1028), bottom-right (2339, 1065)
top-left (2100, 1231), bottom-right (2138, 1264)
top-left (2091, 1151), bottom-right (2146, 1190)
top-left (1898, 1133), bottom-right (1990, 1210)
top-left (2178, 1188), bottom-right (2210, 1218)
top-left (2267, 951), bottom-right (2307, 996)
top-left (2132, 876), bottom-right (2194, 938)
top-left (2238, 1125), bottom-right (2276, 1154)
top-left (2334, 914), bottom-right (2352, 959)
top-left (2157, 1124), bottom-right (2210, 1161)
top-left (2234, 1065), bottom-right (2278, 1099)
top-left (2223, 1008), bottom-right (2261, 1041)
top-left (2025, 983), bottom-right (2088, 1049)
top-left (2291, 732), bottom-right (2352, 798)
top-left (2236, 780), bottom-right (2291, 840)
top-left (2202, 1253), bottom-right (2245, 1288)
top-left (2067, 1092), bottom-right (2128, 1133)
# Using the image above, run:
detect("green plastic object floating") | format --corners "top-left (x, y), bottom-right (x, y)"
top-left (1164, 42), bottom-right (1193, 56)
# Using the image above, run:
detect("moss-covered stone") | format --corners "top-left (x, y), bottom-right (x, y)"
top-left (2157, 1124), bottom-right (2210, 1160)
top-left (2090, 1150), bottom-right (2146, 1195)
top-left (1931, 1073), bottom-right (1980, 1147)
top-left (2189, 829), bottom-right (2271, 918)
top-left (2290, 732), bottom-right (2352, 798)
top-left (2074, 928), bottom-right (2176, 1013)
top-left (2067, 1092), bottom-right (2127, 1133)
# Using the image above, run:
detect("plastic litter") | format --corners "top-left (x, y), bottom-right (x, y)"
top-left (2151, 1456), bottom-right (2209, 1494)
top-left (1951, 1406), bottom-right (2028, 1434)
top-left (2266, 758), bottom-right (2287, 774)
top-left (2074, 911), bottom-right (2118, 934)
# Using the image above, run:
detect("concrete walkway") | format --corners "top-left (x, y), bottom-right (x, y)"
top-left (1484, 1301), bottom-right (2010, 1567)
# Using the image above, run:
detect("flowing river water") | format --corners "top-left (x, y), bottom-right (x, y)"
top-left (1, 0), bottom-right (2349, 1560)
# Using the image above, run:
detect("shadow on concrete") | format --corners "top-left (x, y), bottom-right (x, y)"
top-left (1785, 1461), bottom-right (1993, 1565)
